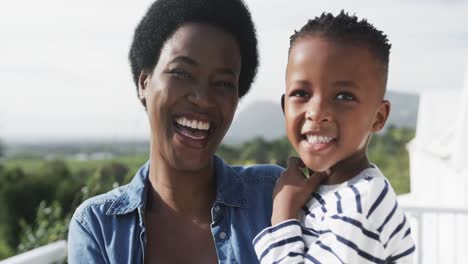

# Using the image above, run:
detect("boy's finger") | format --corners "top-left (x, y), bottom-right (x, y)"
top-left (285, 157), bottom-right (311, 180)
top-left (304, 172), bottom-right (324, 188)
top-left (297, 159), bottom-right (306, 168)
top-left (286, 157), bottom-right (301, 171)
top-left (308, 171), bottom-right (328, 184)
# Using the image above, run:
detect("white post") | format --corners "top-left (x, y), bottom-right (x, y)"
top-left (452, 62), bottom-right (468, 170)
top-left (0, 241), bottom-right (67, 264)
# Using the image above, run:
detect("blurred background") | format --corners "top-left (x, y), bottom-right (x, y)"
top-left (0, 0), bottom-right (467, 262)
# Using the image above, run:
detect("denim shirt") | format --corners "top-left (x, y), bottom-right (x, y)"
top-left (68, 156), bottom-right (283, 264)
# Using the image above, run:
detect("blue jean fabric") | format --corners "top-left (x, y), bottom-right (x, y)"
top-left (68, 156), bottom-right (283, 263)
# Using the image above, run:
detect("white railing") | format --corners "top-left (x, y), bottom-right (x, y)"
top-left (1, 207), bottom-right (467, 264)
top-left (402, 206), bottom-right (468, 264)
top-left (0, 240), bottom-right (67, 264)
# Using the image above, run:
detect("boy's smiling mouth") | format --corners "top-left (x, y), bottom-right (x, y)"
top-left (305, 134), bottom-right (333, 144)
top-left (301, 132), bottom-right (336, 152)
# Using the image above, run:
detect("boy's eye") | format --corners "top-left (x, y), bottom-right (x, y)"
top-left (336, 92), bottom-right (355, 101)
top-left (290, 90), bottom-right (310, 98)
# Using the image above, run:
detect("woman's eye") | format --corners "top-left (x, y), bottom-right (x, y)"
top-left (290, 90), bottom-right (310, 98)
top-left (214, 80), bottom-right (236, 90)
top-left (168, 68), bottom-right (191, 79)
top-left (336, 92), bottom-right (355, 101)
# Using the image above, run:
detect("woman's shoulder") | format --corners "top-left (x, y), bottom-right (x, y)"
top-left (72, 184), bottom-right (130, 223)
top-left (72, 161), bottom-right (149, 224)
top-left (230, 163), bottom-right (284, 183)
top-left (214, 155), bottom-right (284, 183)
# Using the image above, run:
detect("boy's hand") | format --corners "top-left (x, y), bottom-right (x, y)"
top-left (271, 157), bottom-right (328, 225)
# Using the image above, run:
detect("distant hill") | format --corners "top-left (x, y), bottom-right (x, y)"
top-left (223, 91), bottom-right (419, 144)
top-left (385, 91), bottom-right (419, 130)
top-left (224, 101), bottom-right (285, 144)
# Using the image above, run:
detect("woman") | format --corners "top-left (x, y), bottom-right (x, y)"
top-left (67, 0), bottom-right (283, 263)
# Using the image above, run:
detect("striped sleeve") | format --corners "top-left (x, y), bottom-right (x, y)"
top-left (365, 179), bottom-right (415, 263)
top-left (305, 212), bottom-right (387, 263)
top-left (253, 177), bottom-right (415, 264)
top-left (253, 219), bottom-right (306, 263)
top-left (253, 213), bottom-right (388, 264)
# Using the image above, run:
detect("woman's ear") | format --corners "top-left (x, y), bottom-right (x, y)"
top-left (372, 100), bottom-right (390, 132)
top-left (138, 71), bottom-right (150, 100)
top-left (281, 94), bottom-right (285, 115)
top-left (138, 71), bottom-right (150, 108)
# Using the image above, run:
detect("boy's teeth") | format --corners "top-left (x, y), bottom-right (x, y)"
top-left (306, 135), bottom-right (332, 144)
top-left (176, 117), bottom-right (210, 131)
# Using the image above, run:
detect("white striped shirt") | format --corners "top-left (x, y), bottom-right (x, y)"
top-left (253, 165), bottom-right (415, 263)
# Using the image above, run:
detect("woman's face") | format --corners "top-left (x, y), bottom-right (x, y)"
top-left (139, 23), bottom-right (241, 171)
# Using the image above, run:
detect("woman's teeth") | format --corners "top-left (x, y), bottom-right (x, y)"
top-left (306, 135), bottom-right (333, 144)
top-left (176, 117), bottom-right (210, 130)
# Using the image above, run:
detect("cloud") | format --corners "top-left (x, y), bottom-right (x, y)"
top-left (1, 0), bottom-right (467, 141)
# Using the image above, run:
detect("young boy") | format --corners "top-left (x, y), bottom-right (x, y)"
top-left (253, 11), bottom-right (415, 263)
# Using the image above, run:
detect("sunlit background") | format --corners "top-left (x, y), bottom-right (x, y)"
top-left (1, 0), bottom-right (467, 142)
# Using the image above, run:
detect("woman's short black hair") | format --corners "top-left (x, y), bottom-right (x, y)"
top-left (129, 0), bottom-right (259, 107)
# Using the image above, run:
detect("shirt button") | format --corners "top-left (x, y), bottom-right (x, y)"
top-left (219, 231), bottom-right (227, 239)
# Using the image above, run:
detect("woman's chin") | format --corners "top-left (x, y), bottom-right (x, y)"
top-left (171, 155), bottom-right (214, 172)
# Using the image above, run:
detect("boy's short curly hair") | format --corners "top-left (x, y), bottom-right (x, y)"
top-left (290, 10), bottom-right (391, 70)
top-left (129, 0), bottom-right (258, 107)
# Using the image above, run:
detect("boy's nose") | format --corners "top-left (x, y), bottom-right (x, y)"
top-left (305, 99), bottom-right (331, 123)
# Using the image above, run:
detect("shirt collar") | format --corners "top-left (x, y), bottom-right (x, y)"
top-left (106, 160), bottom-right (150, 215)
top-left (107, 155), bottom-right (247, 215)
top-left (212, 155), bottom-right (248, 208)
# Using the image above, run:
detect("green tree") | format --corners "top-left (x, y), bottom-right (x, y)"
top-left (0, 239), bottom-right (12, 260)
top-left (268, 137), bottom-right (295, 167)
top-left (11, 161), bottom-right (130, 257)
top-left (0, 167), bottom-right (51, 248)
top-left (216, 144), bottom-right (240, 164)
top-left (368, 126), bottom-right (415, 194)
top-left (0, 149), bottom-right (13, 259)
top-left (17, 201), bottom-right (68, 253)
top-left (239, 137), bottom-right (271, 164)
top-left (0, 139), bottom-right (3, 158)
top-left (80, 162), bottom-right (129, 201)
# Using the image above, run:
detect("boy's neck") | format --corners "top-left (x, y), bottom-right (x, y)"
top-left (322, 151), bottom-right (371, 185)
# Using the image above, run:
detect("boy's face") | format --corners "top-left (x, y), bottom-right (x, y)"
top-left (284, 36), bottom-right (389, 172)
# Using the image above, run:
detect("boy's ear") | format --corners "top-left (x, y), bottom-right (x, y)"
top-left (372, 100), bottom-right (390, 132)
top-left (281, 94), bottom-right (285, 115)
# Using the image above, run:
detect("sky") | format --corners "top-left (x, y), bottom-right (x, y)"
top-left (0, 0), bottom-right (467, 142)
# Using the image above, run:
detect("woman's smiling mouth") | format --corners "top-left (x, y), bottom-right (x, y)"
top-left (173, 115), bottom-right (215, 147)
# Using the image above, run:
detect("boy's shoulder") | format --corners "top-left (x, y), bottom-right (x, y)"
top-left (350, 166), bottom-right (397, 206)
top-left (336, 166), bottom-right (409, 234)
top-left (351, 166), bottom-right (395, 198)
top-left (332, 166), bottom-right (399, 221)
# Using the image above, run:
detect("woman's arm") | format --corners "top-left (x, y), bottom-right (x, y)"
top-left (68, 214), bottom-right (107, 264)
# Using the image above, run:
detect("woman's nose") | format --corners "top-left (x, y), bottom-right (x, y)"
top-left (187, 82), bottom-right (215, 108)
